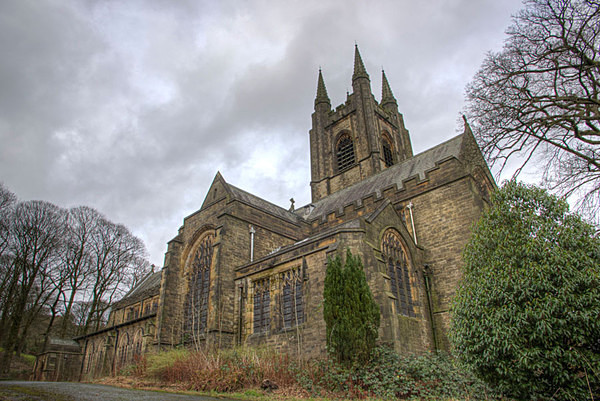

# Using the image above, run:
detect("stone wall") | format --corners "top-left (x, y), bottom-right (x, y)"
top-left (157, 181), bottom-right (308, 350)
top-left (79, 315), bottom-right (156, 379)
top-left (408, 175), bottom-right (489, 349)
top-left (233, 209), bottom-right (437, 358)
top-left (235, 230), bottom-right (342, 357)
top-left (360, 203), bottom-right (433, 354)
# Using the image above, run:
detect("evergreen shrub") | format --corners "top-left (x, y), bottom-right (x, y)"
top-left (293, 346), bottom-right (500, 400)
top-left (323, 249), bottom-right (380, 365)
top-left (451, 181), bottom-right (600, 400)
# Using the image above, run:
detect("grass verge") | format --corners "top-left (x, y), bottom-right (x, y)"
top-left (0, 385), bottom-right (74, 401)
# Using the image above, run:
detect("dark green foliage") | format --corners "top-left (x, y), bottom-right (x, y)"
top-left (295, 346), bottom-right (501, 400)
top-left (451, 180), bottom-right (600, 400)
top-left (323, 249), bottom-right (380, 365)
top-left (323, 251), bottom-right (343, 361)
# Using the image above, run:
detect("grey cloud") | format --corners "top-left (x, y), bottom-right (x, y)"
top-left (0, 0), bottom-right (524, 264)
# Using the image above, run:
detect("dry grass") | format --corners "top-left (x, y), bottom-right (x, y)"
top-left (109, 347), bottom-right (507, 401)
top-left (155, 347), bottom-right (298, 392)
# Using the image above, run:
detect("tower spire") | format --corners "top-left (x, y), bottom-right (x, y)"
top-left (352, 44), bottom-right (370, 82)
top-left (314, 68), bottom-right (331, 108)
top-left (381, 69), bottom-right (397, 107)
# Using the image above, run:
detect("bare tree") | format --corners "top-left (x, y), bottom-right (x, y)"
top-left (465, 0), bottom-right (600, 221)
top-left (82, 219), bottom-right (149, 335)
top-left (59, 206), bottom-right (100, 336)
top-left (70, 300), bottom-right (92, 329)
top-left (0, 183), bottom-right (151, 366)
top-left (39, 260), bottom-right (71, 351)
top-left (16, 253), bottom-right (67, 355)
top-left (0, 200), bottom-right (66, 372)
top-left (0, 184), bottom-right (17, 324)
top-left (0, 183), bottom-right (17, 214)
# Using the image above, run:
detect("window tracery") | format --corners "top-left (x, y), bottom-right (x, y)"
top-left (381, 229), bottom-right (415, 317)
top-left (117, 332), bottom-right (130, 368)
top-left (281, 268), bottom-right (304, 329)
top-left (133, 328), bottom-right (144, 358)
top-left (143, 296), bottom-right (158, 316)
top-left (184, 233), bottom-right (214, 337)
top-left (253, 278), bottom-right (271, 333)
top-left (84, 343), bottom-right (95, 374)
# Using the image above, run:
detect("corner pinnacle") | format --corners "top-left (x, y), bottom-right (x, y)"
top-left (462, 115), bottom-right (473, 135)
top-left (381, 69), bottom-right (397, 106)
top-left (315, 68), bottom-right (331, 108)
top-left (352, 44), bottom-right (370, 82)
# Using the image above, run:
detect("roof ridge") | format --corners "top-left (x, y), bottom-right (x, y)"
top-left (228, 183), bottom-right (300, 222)
top-left (299, 134), bottom-right (465, 218)
top-left (117, 271), bottom-right (162, 303)
top-left (415, 133), bottom-right (463, 155)
top-left (303, 134), bottom-right (464, 209)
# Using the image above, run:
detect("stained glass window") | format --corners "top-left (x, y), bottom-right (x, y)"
top-left (282, 268), bottom-right (304, 329)
top-left (381, 229), bottom-right (415, 317)
top-left (184, 233), bottom-right (214, 337)
top-left (253, 278), bottom-right (271, 333)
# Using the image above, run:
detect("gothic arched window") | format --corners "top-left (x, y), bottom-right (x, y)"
top-left (117, 332), bottom-right (130, 368)
top-left (184, 233), bottom-right (214, 338)
top-left (381, 229), bottom-right (415, 317)
top-left (281, 268), bottom-right (304, 329)
top-left (382, 134), bottom-right (394, 167)
top-left (85, 342), bottom-right (95, 374)
top-left (336, 133), bottom-right (356, 171)
top-left (253, 278), bottom-right (271, 333)
top-left (132, 328), bottom-right (144, 358)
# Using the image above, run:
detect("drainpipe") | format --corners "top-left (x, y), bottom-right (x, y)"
top-left (237, 284), bottom-right (245, 345)
top-left (406, 202), bottom-right (418, 245)
top-left (249, 226), bottom-right (256, 262)
top-left (423, 264), bottom-right (438, 351)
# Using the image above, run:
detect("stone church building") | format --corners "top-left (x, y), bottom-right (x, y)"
top-left (78, 47), bottom-right (495, 377)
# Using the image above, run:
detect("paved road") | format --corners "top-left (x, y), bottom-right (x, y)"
top-left (0, 381), bottom-right (235, 401)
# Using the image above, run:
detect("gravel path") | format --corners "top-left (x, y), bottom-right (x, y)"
top-left (0, 381), bottom-right (237, 401)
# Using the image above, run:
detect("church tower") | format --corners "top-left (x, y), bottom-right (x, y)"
top-left (309, 46), bottom-right (413, 202)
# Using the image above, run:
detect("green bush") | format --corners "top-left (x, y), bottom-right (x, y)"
top-left (323, 249), bottom-right (380, 365)
top-left (354, 346), bottom-right (416, 399)
top-left (294, 346), bottom-right (499, 400)
top-left (451, 181), bottom-right (600, 400)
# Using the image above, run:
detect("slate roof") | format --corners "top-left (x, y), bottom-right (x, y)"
top-left (297, 134), bottom-right (464, 220)
top-left (228, 183), bottom-right (300, 224)
top-left (44, 338), bottom-right (81, 353)
top-left (112, 270), bottom-right (162, 308)
top-left (218, 134), bottom-right (463, 226)
top-left (237, 218), bottom-right (364, 272)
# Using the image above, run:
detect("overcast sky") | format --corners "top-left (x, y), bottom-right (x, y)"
top-left (0, 0), bottom-right (525, 265)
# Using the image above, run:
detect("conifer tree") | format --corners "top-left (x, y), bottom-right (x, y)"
top-left (323, 249), bottom-right (380, 365)
top-left (323, 253), bottom-right (343, 359)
